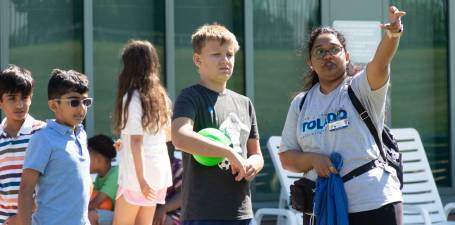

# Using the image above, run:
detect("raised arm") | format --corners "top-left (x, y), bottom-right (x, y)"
top-left (367, 6), bottom-right (406, 90)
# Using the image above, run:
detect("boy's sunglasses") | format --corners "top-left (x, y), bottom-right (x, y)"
top-left (55, 98), bottom-right (93, 108)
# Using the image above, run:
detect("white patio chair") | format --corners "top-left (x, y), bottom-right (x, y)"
top-left (254, 136), bottom-right (302, 225)
top-left (256, 129), bottom-right (455, 225)
top-left (392, 128), bottom-right (455, 225)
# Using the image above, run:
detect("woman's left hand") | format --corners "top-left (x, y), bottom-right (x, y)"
top-left (381, 6), bottom-right (406, 32)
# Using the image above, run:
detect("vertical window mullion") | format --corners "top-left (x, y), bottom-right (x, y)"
top-left (83, 0), bottom-right (94, 136)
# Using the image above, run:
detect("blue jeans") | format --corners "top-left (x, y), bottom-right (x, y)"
top-left (182, 219), bottom-right (254, 225)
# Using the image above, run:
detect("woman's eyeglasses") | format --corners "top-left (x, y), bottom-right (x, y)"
top-left (312, 46), bottom-right (344, 59)
top-left (55, 98), bottom-right (93, 108)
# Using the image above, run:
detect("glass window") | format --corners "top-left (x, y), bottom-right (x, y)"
top-left (93, 0), bottom-right (165, 136)
top-left (8, 0), bottom-right (83, 120)
top-left (253, 0), bottom-right (320, 201)
top-left (174, 0), bottom-right (244, 95)
top-left (390, 0), bottom-right (450, 186)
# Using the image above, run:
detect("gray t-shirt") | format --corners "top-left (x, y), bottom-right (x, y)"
top-left (172, 84), bottom-right (259, 220)
top-left (280, 70), bottom-right (402, 213)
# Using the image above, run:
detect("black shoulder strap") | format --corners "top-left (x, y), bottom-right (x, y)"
top-left (347, 85), bottom-right (386, 161)
top-left (299, 93), bottom-right (308, 111)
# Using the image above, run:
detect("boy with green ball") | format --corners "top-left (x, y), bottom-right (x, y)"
top-left (171, 24), bottom-right (263, 225)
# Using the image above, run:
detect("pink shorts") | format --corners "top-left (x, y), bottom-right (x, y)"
top-left (116, 185), bottom-right (167, 206)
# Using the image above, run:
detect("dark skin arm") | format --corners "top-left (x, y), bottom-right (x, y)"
top-left (367, 6), bottom-right (406, 90)
top-left (89, 192), bottom-right (111, 210)
top-left (153, 188), bottom-right (182, 225)
top-left (279, 150), bottom-right (337, 177)
top-left (4, 215), bottom-right (19, 225)
top-left (17, 169), bottom-right (40, 225)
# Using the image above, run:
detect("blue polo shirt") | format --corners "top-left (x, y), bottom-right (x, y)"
top-left (24, 120), bottom-right (91, 225)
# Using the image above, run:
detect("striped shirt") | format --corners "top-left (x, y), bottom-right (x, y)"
top-left (0, 115), bottom-right (44, 224)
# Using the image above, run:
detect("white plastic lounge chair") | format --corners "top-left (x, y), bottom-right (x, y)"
top-left (255, 129), bottom-right (455, 225)
top-left (393, 128), bottom-right (455, 225)
top-left (254, 136), bottom-right (302, 225)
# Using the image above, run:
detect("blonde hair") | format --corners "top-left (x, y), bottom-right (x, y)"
top-left (112, 40), bottom-right (171, 134)
top-left (191, 23), bottom-right (239, 54)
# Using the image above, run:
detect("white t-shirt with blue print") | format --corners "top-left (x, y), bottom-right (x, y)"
top-left (280, 70), bottom-right (402, 213)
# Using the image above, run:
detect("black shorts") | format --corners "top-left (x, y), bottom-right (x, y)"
top-left (182, 219), bottom-right (253, 225)
top-left (304, 201), bottom-right (403, 225)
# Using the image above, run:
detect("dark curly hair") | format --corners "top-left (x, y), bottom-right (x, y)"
top-left (47, 69), bottom-right (88, 100)
top-left (88, 134), bottom-right (116, 160)
top-left (303, 26), bottom-right (360, 91)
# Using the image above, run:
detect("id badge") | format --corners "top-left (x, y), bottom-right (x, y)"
top-left (328, 119), bottom-right (349, 131)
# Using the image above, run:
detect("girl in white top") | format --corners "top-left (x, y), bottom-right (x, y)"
top-left (279, 6), bottom-right (406, 225)
top-left (112, 40), bottom-right (172, 225)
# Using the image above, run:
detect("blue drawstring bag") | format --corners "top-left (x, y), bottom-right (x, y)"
top-left (314, 152), bottom-right (349, 225)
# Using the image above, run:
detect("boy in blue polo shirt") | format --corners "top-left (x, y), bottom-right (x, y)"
top-left (17, 69), bottom-right (93, 225)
